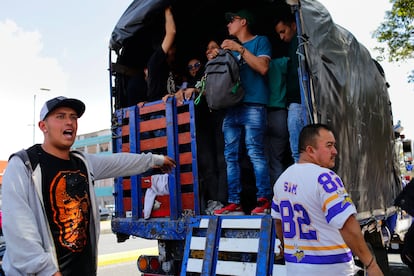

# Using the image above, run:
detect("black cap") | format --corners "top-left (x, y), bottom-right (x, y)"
top-left (39, 96), bottom-right (85, 120)
top-left (225, 9), bottom-right (255, 25)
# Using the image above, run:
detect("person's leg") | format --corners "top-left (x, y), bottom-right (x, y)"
top-left (265, 109), bottom-right (289, 185)
top-left (239, 144), bottom-right (257, 214)
top-left (222, 108), bottom-right (242, 204)
top-left (195, 101), bottom-right (219, 214)
top-left (287, 103), bottom-right (305, 163)
top-left (243, 106), bottom-right (271, 200)
top-left (151, 113), bottom-right (167, 139)
top-left (212, 110), bottom-right (228, 204)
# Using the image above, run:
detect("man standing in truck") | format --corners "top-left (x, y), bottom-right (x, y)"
top-left (214, 9), bottom-right (273, 216)
top-left (272, 124), bottom-right (383, 275)
top-left (274, 9), bottom-right (305, 163)
top-left (1, 96), bottom-right (176, 276)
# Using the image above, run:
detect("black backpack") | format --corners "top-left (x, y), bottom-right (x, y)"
top-left (198, 49), bottom-right (245, 110)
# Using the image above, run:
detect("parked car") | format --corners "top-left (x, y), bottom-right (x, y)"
top-left (99, 206), bottom-right (111, 221)
top-left (105, 204), bottom-right (115, 217)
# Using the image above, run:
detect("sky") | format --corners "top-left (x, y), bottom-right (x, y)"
top-left (0, 0), bottom-right (413, 160)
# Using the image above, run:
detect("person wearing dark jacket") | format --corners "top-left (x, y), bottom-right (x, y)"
top-left (394, 178), bottom-right (414, 273)
top-left (146, 6), bottom-right (179, 101)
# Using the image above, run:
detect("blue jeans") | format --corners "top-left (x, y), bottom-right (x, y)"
top-left (287, 103), bottom-right (305, 163)
top-left (223, 105), bottom-right (271, 204)
top-left (140, 113), bottom-right (166, 139)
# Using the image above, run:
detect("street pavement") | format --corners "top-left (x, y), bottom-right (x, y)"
top-left (98, 221), bottom-right (412, 275)
top-left (100, 220), bottom-right (112, 235)
top-left (98, 221), bottom-right (157, 267)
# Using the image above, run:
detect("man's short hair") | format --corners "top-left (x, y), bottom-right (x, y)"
top-left (298, 123), bottom-right (333, 153)
top-left (273, 4), bottom-right (296, 26)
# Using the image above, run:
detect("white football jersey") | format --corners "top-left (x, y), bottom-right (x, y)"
top-left (271, 163), bottom-right (360, 275)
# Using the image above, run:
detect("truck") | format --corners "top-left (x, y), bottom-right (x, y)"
top-left (107, 0), bottom-right (409, 275)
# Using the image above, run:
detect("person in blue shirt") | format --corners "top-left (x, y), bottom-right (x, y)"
top-left (214, 9), bottom-right (272, 216)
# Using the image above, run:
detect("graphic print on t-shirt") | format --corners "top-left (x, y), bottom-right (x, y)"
top-left (49, 170), bottom-right (90, 252)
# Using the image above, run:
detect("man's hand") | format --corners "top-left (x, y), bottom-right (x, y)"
top-left (183, 88), bottom-right (195, 101)
top-left (162, 94), bottom-right (174, 103)
top-left (221, 39), bottom-right (240, 52)
top-left (366, 259), bottom-right (384, 276)
top-left (163, 88), bottom-right (196, 105)
top-left (174, 89), bottom-right (185, 105)
top-left (154, 156), bottom-right (176, 173)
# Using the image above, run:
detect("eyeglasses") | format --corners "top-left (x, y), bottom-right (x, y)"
top-left (228, 16), bottom-right (242, 24)
top-left (187, 62), bottom-right (201, 70)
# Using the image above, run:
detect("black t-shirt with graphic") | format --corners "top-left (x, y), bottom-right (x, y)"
top-left (29, 145), bottom-right (95, 275)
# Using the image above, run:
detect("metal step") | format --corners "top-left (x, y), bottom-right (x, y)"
top-left (181, 215), bottom-right (286, 276)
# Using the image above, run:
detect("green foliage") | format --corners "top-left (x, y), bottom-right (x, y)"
top-left (373, 0), bottom-right (414, 83)
top-left (373, 0), bottom-right (414, 62)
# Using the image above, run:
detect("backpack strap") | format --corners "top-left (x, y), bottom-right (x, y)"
top-left (10, 150), bottom-right (34, 173)
top-left (194, 76), bottom-right (206, 105)
top-left (9, 146), bottom-right (41, 173)
top-left (231, 81), bottom-right (241, 94)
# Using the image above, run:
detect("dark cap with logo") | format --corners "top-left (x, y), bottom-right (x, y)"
top-left (225, 9), bottom-right (255, 25)
top-left (39, 96), bottom-right (85, 121)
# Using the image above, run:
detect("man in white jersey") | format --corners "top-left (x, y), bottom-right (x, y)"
top-left (271, 123), bottom-right (383, 275)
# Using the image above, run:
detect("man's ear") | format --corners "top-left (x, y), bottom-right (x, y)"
top-left (305, 145), bottom-right (315, 155)
top-left (38, 121), bottom-right (47, 133)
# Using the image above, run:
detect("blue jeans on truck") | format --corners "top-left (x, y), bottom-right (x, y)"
top-left (287, 103), bottom-right (305, 163)
top-left (222, 104), bottom-right (271, 204)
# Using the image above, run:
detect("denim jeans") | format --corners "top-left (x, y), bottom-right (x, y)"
top-left (265, 108), bottom-right (292, 185)
top-left (287, 103), bottom-right (305, 162)
top-left (140, 113), bottom-right (166, 140)
top-left (223, 105), bottom-right (271, 204)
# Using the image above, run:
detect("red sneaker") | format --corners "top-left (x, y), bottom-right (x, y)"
top-left (251, 198), bottom-right (271, 215)
top-left (213, 203), bottom-right (244, 216)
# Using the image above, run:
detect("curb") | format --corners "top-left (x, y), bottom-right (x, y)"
top-left (98, 247), bottom-right (158, 267)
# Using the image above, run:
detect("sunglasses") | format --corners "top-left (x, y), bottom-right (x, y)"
top-left (187, 62), bottom-right (201, 70)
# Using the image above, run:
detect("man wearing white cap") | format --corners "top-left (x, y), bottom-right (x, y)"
top-left (2, 96), bottom-right (176, 276)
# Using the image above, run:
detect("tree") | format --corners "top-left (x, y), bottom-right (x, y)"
top-left (373, 0), bottom-right (414, 82)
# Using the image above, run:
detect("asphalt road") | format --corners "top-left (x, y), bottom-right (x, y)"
top-left (97, 221), bottom-right (157, 276)
top-left (97, 221), bottom-right (412, 276)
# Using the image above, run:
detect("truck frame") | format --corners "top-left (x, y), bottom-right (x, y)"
top-left (108, 0), bottom-right (408, 275)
